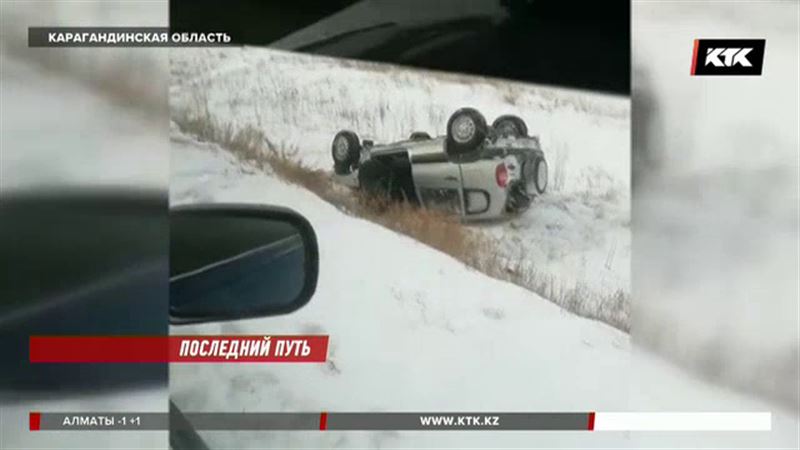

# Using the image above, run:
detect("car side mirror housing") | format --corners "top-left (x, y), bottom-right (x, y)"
top-left (169, 204), bottom-right (318, 325)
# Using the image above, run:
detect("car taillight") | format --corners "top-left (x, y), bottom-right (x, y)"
top-left (495, 163), bottom-right (509, 188)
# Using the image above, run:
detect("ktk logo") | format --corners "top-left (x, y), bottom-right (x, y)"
top-left (705, 48), bottom-right (753, 67)
top-left (691, 39), bottom-right (765, 76)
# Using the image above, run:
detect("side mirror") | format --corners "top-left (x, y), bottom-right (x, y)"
top-left (169, 204), bottom-right (318, 325)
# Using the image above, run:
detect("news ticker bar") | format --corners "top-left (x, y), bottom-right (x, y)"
top-left (29, 412), bottom-right (771, 432)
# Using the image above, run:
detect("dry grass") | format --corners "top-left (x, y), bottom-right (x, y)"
top-left (172, 111), bottom-right (630, 332)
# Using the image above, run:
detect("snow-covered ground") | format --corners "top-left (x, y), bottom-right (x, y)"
top-left (170, 47), bottom-right (631, 317)
top-left (0, 58), bottom-right (166, 192)
top-left (170, 132), bottom-right (797, 449)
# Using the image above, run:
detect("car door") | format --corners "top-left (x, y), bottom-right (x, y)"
top-left (408, 137), bottom-right (465, 215)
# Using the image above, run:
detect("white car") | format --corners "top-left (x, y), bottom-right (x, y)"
top-left (331, 108), bottom-right (548, 220)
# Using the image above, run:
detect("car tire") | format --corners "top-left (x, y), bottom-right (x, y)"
top-left (524, 155), bottom-right (548, 195)
top-left (332, 130), bottom-right (361, 175)
top-left (445, 107), bottom-right (488, 159)
top-left (492, 115), bottom-right (528, 138)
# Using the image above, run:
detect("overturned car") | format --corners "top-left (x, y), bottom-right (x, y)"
top-left (331, 108), bottom-right (548, 220)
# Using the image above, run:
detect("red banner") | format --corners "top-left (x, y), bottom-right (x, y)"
top-left (29, 335), bottom-right (329, 363)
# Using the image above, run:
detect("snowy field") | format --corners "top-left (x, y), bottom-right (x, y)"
top-left (170, 47), bottom-right (631, 320)
top-left (170, 131), bottom-right (797, 449)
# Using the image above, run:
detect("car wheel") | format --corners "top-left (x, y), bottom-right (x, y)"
top-left (492, 115), bottom-right (528, 138)
top-left (524, 156), bottom-right (548, 195)
top-left (445, 107), bottom-right (488, 159)
top-left (332, 130), bottom-right (361, 175)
